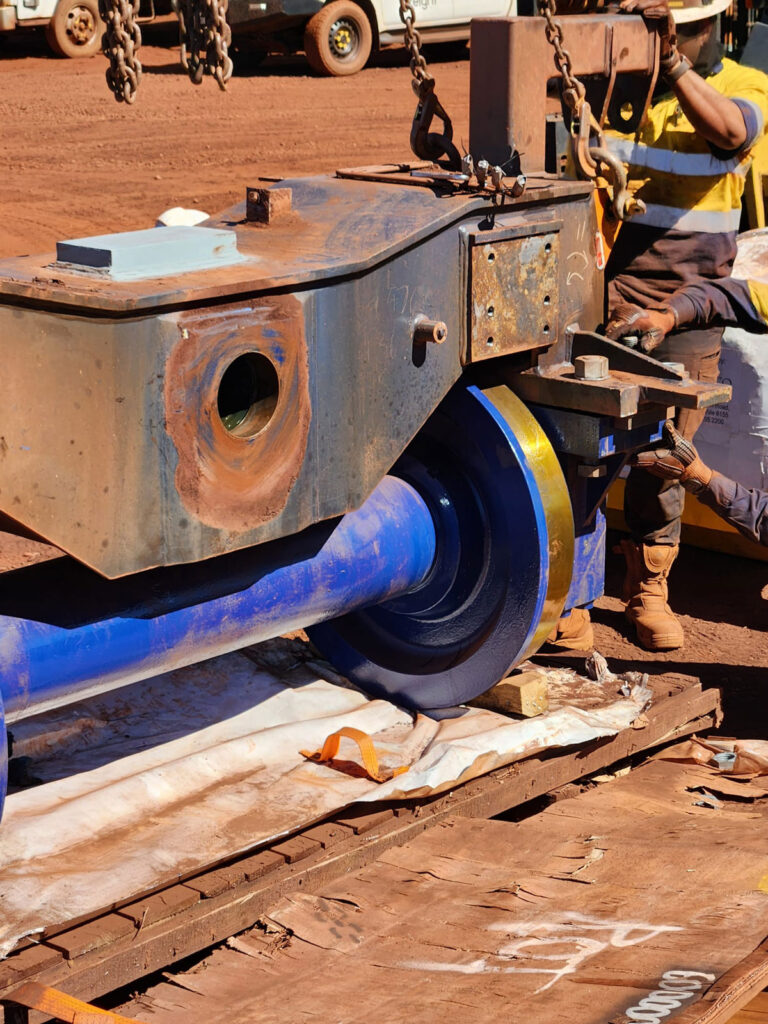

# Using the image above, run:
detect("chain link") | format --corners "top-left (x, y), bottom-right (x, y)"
top-left (398, 0), bottom-right (432, 94)
top-left (181, 0), bottom-right (233, 90)
top-left (536, 0), bottom-right (585, 111)
top-left (536, 0), bottom-right (645, 220)
top-left (99, 0), bottom-right (142, 104)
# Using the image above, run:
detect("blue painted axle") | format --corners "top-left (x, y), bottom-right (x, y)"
top-left (0, 475), bottom-right (436, 819)
top-left (1, 476), bottom-right (436, 721)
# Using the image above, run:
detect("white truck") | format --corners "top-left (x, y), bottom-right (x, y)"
top-left (0, 0), bottom-right (160, 58)
top-left (0, 0), bottom-right (105, 56)
top-left (227, 0), bottom-right (520, 76)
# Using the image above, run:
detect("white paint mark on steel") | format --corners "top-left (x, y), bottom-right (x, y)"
top-left (623, 970), bottom-right (716, 1023)
top-left (403, 911), bottom-right (683, 993)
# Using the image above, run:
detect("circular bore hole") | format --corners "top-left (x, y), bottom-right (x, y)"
top-left (487, 336), bottom-right (495, 347)
top-left (217, 352), bottom-right (279, 438)
top-left (544, 242), bottom-right (552, 254)
top-left (487, 251), bottom-right (496, 263)
top-left (487, 305), bottom-right (495, 318)
top-left (543, 324), bottom-right (550, 335)
top-left (620, 101), bottom-right (634, 122)
top-left (543, 294), bottom-right (551, 306)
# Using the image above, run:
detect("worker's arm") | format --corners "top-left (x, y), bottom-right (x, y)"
top-left (670, 70), bottom-right (749, 151)
top-left (619, 0), bottom-right (753, 151)
top-left (605, 278), bottom-right (768, 352)
top-left (633, 421), bottom-right (768, 547)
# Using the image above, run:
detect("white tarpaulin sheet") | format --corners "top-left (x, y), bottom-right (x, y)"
top-left (0, 643), bottom-right (651, 958)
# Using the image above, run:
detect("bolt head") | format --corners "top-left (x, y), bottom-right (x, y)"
top-left (574, 354), bottom-right (609, 381)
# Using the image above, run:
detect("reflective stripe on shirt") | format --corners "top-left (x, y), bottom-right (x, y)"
top-left (632, 204), bottom-right (743, 233)
top-left (606, 137), bottom-right (750, 176)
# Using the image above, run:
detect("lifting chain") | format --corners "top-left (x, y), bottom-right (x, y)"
top-left (99, 0), bottom-right (142, 104)
top-left (536, 0), bottom-right (644, 221)
top-left (398, 0), bottom-right (460, 169)
top-left (179, 0), bottom-right (233, 90)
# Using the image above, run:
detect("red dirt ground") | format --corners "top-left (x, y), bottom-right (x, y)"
top-left (0, 27), bottom-right (765, 732)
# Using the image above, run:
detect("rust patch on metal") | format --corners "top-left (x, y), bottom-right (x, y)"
top-left (469, 232), bottom-right (559, 361)
top-left (165, 295), bottom-right (310, 531)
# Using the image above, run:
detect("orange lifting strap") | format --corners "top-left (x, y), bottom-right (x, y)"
top-left (300, 727), bottom-right (410, 784)
top-left (3, 982), bottom-right (146, 1024)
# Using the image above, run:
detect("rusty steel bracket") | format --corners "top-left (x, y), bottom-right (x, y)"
top-left (508, 330), bottom-right (732, 419)
top-left (410, 79), bottom-right (462, 170)
top-left (569, 330), bottom-right (687, 381)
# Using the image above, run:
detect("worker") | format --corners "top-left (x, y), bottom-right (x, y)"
top-left (631, 419), bottom-right (768, 547)
top-left (605, 275), bottom-right (768, 346)
top-left (581, 0), bottom-right (768, 653)
top-left (602, 278), bottom-right (768, 629)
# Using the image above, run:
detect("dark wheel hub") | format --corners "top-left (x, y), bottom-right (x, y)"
top-left (328, 17), bottom-right (359, 59)
top-left (67, 5), bottom-right (96, 44)
top-left (309, 383), bottom-right (574, 711)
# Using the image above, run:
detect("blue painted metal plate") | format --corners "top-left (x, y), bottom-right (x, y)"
top-left (55, 226), bottom-right (245, 281)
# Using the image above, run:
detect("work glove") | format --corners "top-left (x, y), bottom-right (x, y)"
top-left (632, 420), bottom-right (713, 493)
top-left (605, 302), bottom-right (676, 354)
top-left (619, 0), bottom-right (678, 67)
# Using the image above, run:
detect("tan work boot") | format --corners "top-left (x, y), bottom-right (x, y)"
top-left (546, 607), bottom-right (594, 650)
top-left (618, 539), bottom-right (684, 651)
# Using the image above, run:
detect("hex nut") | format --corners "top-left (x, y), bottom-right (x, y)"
top-left (574, 354), bottom-right (609, 381)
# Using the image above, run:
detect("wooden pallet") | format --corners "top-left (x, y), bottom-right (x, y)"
top-left (0, 673), bottom-right (719, 1022)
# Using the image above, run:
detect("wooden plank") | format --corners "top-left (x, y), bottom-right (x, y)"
top-left (115, 758), bottom-right (768, 1024)
top-left (334, 808), bottom-right (395, 835)
top-left (0, 680), bottom-right (720, 1017)
top-left (301, 823), bottom-right (355, 850)
top-left (0, 947), bottom-right (62, 985)
top-left (116, 887), bottom-right (200, 930)
top-left (732, 990), bottom-right (768, 1022)
top-left (44, 916), bottom-right (135, 961)
top-left (269, 836), bottom-right (323, 864)
top-left (470, 670), bottom-right (549, 717)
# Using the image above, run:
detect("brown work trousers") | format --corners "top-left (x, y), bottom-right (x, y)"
top-left (624, 325), bottom-right (724, 546)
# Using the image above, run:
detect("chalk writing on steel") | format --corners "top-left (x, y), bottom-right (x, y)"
top-left (403, 912), bottom-right (684, 994)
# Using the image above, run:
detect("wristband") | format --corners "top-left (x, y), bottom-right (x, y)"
top-left (663, 54), bottom-right (692, 84)
top-left (659, 304), bottom-right (679, 329)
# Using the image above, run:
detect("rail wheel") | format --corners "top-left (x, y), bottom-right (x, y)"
top-left (308, 383), bottom-right (575, 711)
top-left (303, 1), bottom-right (373, 76)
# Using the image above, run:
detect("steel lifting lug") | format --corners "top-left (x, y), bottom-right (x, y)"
top-left (410, 78), bottom-right (462, 170)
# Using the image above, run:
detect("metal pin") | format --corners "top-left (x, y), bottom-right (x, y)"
top-left (462, 154), bottom-right (474, 178)
top-left (413, 317), bottom-right (448, 345)
top-left (506, 174), bottom-right (526, 198)
top-left (476, 159), bottom-right (489, 188)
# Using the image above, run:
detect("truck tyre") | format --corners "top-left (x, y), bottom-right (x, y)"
top-left (45, 0), bottom-right (103, 58)
top-left (304, 1), bottom-right (372, 76)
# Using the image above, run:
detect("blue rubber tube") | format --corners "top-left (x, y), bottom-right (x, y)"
top-left (0, 476), bottom-right (436, 724)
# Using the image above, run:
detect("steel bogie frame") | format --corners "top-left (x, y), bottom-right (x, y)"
top-left (0, 179), bottom-right (601, 579)
top-left (0, 8), bottom-right (734, 815)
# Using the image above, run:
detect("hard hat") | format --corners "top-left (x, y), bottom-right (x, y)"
top-left (668, 0), bottom-right (732, 25)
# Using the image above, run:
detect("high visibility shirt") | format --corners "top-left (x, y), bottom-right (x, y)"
top-left (605, 58), bottom-right (768, 310)
top-left (665, 276), bottom-right (768, 334)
